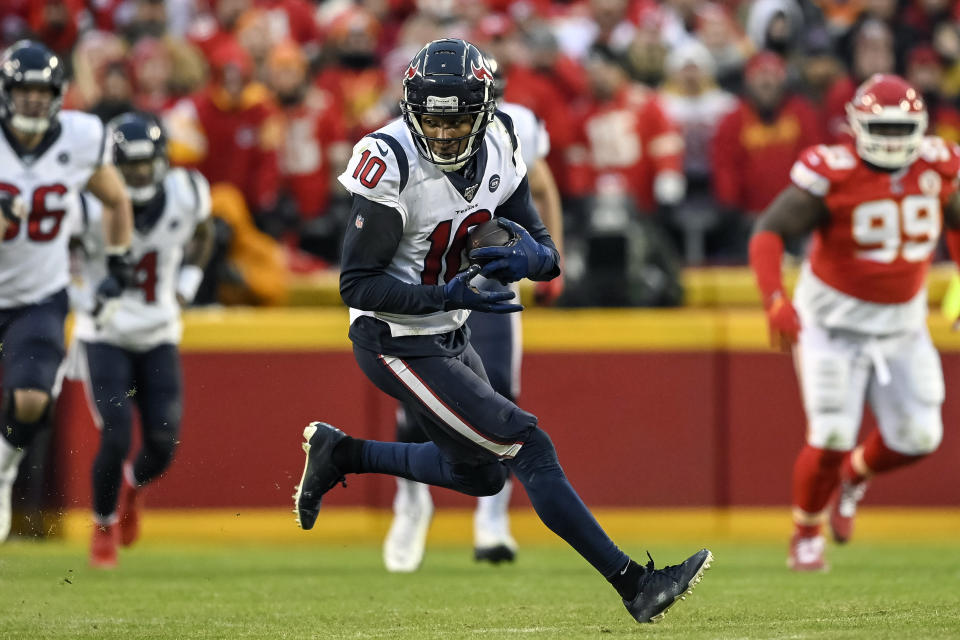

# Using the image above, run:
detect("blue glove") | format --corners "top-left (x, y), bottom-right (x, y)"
top-left (443, 264), bottom-right (523, 313)
top-left (469, 218), bottom-right (556, 283)
top-left (95, 252), bottom-right (133, 303)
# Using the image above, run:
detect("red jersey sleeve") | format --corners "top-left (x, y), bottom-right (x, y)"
top-left (922, 137), bottom-right (960, 202)
top-left (789, 144), bottom-right (858, 198)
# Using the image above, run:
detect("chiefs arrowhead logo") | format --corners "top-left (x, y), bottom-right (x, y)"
top-left (471, 60), bottom-right (493, 83)
top-left (405, 59), bottom-right (420, 80)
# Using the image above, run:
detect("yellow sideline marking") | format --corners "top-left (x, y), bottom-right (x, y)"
top-left (61, 507), bottom-right (960, 546)
top-left (177, 308), bottom-right (960, 353)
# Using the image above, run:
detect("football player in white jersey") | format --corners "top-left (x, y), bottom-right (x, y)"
top-left (0, 41), bottom-right (134, 543)
top-left (70, 112), bottom-right (213, 567)
top-left (383, 55), bottom-right (565, 572)
top-left (293, 39), bottom-right (710, 624)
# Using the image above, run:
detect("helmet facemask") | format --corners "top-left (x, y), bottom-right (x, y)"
top-left (847, 103), bottom-right (927, 169)
top-left (402, 97), bottom-right (495, 171)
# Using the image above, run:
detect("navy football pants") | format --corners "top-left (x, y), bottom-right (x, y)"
top-left (84, 341), bottom-right (183, 517)
top-left (354, 342), bottom-right (629, 577)
top-left (0, 289), bottom-right (68, 448)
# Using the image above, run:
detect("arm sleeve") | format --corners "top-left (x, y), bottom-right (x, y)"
top-left (339, 195), bottom-right (447, 313)
top-left (496, 176), bottom-right (561, 280)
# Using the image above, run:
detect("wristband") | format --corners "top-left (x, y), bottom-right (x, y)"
top-left (177, 265), bottom-right (205, 304)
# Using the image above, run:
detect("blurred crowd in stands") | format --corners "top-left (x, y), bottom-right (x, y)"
top-left (4, 0), bottom-right (959, 306)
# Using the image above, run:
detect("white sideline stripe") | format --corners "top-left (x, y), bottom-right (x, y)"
top-left (381, 355), bottom-right (522, 459)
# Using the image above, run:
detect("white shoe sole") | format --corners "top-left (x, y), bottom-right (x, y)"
top-left (292, 424), bottom-right (318, 529)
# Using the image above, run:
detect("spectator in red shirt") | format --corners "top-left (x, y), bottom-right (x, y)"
top-left (166, 37), bottom-right (283, 219)
top-left (906, 45), bottom-right (960, 144)
top-left (187, 0), bottom-right (252, 61)
top-left (824, 19), bottom-right (895, 142)
top-left (315, 6), bottom-right (392, 141)
top-left (566, 46), bottom-right (685, 217)
top-left (473, 17), bottom-right (579, 197)
top-left (711, 51), bottom-right (825, 254)
top-left (267, 40), bottom-right (351, 266)
top-left (255, 0), bottom-right (322, 61)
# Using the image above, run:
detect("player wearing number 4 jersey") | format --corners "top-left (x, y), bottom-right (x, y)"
top-left (0, 41), bottom-right (134, 543)
top-left (293, 39), bottom-right (711, 625)
top-left (69, 112), bottom-right (213, 568)
top-left (749, 74), bottom-right (960, 571)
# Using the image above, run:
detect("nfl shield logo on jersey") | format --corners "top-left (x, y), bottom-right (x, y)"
top-left (919, 170), bottom-right (941, 197)
top-left (355, 214), bottom-right (364, 229)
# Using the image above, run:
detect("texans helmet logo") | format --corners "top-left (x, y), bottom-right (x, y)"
top-left (471, 60), bottom-right (493, 83)
top-left (405, 59), bottom-right (420, 80)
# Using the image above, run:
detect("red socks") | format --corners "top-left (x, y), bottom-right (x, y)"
top-left (792, 445), bottom-right (846, 515)
top-left (859, 430), bottom-right (924, 477)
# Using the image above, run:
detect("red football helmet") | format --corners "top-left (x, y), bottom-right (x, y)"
top-left (846, 74), bottom-right (928, 169)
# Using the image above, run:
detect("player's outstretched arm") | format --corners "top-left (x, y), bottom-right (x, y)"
top-left (85, 163), bottom-right (133, 251)
top-left (529, 158), bottom-right (565, 304)
top-left (749, 185), bottom-right (828, 352)
top-left (177, 218), bottom-right (215, 307)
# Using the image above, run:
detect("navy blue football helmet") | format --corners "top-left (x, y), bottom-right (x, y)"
top-left (109, 112), bottom-right (168, 206)
top-left (400, 39), bottom-right (497, 169)
top-left (0, 40), bottom-right (66, 134)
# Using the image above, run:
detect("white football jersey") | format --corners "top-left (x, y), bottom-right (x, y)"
top-left (72, 168), bottom-right (211, 350)
top-left (499, 102), bottom-right (550, 169)
top-left (0, 111), bottom-right (109, 307)
top-left (338, 113), bottom-right (527, 337)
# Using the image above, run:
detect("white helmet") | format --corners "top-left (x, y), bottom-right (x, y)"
top-left (846, 73), bottom-right (928, 169)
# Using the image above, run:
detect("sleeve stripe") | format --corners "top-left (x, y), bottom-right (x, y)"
top-left (95, 121), bottom-right (108, 166)
top-left (790, 162), bottom-right (830, 197)
top-left (187, 170), bottom-right (201, 211)
top-left (79, 192), bottom-right (89, 231)
top-left (368, 133), bottom-right (408, 193)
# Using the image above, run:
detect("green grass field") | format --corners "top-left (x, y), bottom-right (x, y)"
top-left (2, 540), bottom-right (959, 640)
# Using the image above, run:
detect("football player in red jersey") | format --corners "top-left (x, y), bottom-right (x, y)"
top-left (749, 74), bottom-right (960, 571)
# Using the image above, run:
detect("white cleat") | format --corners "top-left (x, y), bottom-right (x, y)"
top-left (0, 442), bottom-right (24, 543)
top-left (383, 478), bottom-right (433, 573)
top-left (0, 469), bottom-right (14, 543)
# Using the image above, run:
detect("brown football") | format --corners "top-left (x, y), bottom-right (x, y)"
top-left (465, 219), bottom-right (517, 266)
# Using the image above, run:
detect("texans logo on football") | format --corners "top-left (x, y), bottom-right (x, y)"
top-left (488, 174), bottom-right (500, 192)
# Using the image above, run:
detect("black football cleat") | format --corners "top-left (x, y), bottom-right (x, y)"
top-left (623, 548), bottom-right (713, 623)
top-left (474, 543), bottom-right (516, 564)
top-left (293, 422), bottom-right (347, 530)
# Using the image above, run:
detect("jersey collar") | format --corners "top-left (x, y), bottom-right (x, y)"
top-left (1, 117), bottom-right (63, 166)
top-left (441, 142), bottom-right (488, 203)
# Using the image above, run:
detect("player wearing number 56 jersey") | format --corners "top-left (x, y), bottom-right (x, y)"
top-left (292, 39), bottom-right (712, 624)
top-left (749, 74), bottom-right (960, 571)
top-left (69, 113), bottom-right (213, 568)
top-left (0, 41), bottom-right (134, 543)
